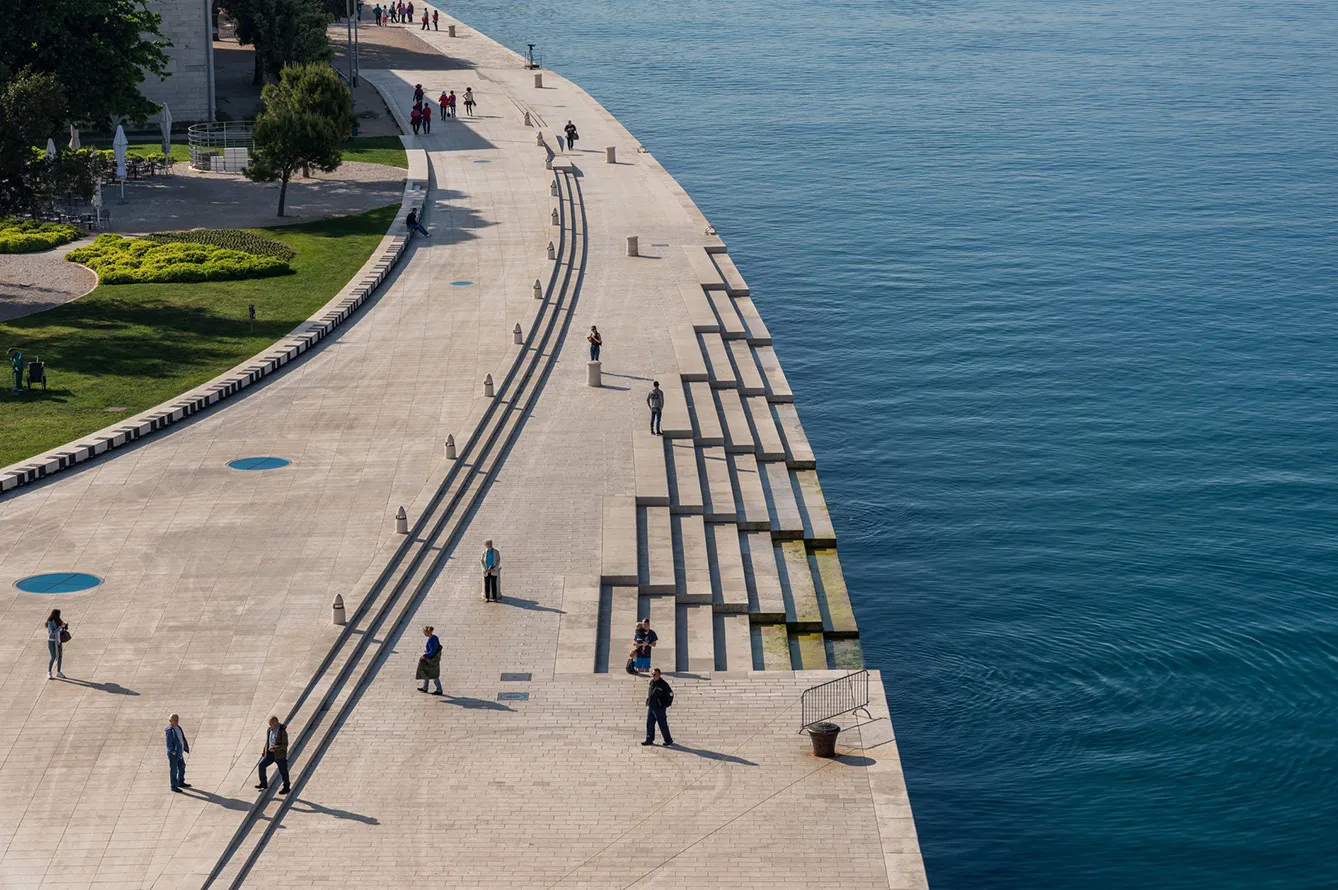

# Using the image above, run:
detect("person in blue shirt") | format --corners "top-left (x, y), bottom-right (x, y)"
top-left (481, 540), bottom-right (501, 602)
top-left (417, 625), bottom-right (443, 694)
top-left (166, 714), bottom-right (191, 791)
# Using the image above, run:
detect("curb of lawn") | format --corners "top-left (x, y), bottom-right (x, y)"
top-left (0, 140), bottom-right (430, 495)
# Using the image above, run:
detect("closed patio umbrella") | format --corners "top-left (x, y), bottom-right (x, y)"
top-left (113, 124), bottom-right (128, 198)
top-left (160, 104), bottom-right (172, 158)
top-left (45, 138), bottom-right (57, 159)
top-left (68, 125), bottom-right (81, 150)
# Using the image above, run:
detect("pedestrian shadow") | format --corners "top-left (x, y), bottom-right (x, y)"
top-left (58, 678), bottom-right (138, 695)
top-left (289, 798), bottom-right (380, 825)
top-left (501, 596), bottom-right (564, 614)
top-left (181, 789), bottom-right (252, 811)
top-left (439, 695), bottom-right (516, 712)
top-left (664, 744), bottom-right (758, 766)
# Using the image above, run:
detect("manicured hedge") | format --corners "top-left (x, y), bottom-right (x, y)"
top-left (0, 218), bottom-right (84, 254)
top-left (66, 234), bottom-right (291, 284)
top-left (144, 229), bottom-right (298, 262)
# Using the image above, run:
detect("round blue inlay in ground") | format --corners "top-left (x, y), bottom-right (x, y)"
top-left (16, 572), bottom-right (103, 593)
top-left (227, 457), bottom-right (291, 471)
top-left (451, 281), bottom-right (473, 286)
top-left (474, 159), bottom-right (491, 164)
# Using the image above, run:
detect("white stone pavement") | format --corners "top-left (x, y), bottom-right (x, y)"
top-left (0, 10), bottom-right (927, 890)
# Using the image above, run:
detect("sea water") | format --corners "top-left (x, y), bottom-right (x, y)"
top-left (448, 1), bottom-right (1338, 886)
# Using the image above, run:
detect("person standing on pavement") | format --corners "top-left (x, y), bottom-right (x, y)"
top-left (166, 714), bottom-right (191, 792)
top-left (463, 87), bottom-right (476, 116)
top-left (481, 539), bottom-right (501, 602)
top-left (633, 618), bottom-right (656, 674)
top-left (587, 325), bottom-right (602, 361)
top-left (564, 120), bottom-right (579, 151)
top-left (432, 9), bottom-right (438, 29)
top-left (642, 668), bottom-right (674, 746)
top-left (417, 626), bottom-right (443, 694)
top-left (256, 716), bottom-right (291, 795)
top-left (45, 608), bottom-right (67, 679)
top-left (646, 380), bottom-right (664, 435)
top-left (406, 1), bottom-right (414, 24)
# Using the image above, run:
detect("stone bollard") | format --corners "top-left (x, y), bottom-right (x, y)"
top-left (550, 179), bottom-right (558, 196)
top-left (513, 323), bottom-right (523, 345)
top-left (445, 434), bottom-right (457, 459)
top-left (533, 278), bottom-right (543, 299)
top-left (448, 23), bottom-right (456, 36)
top-left (524, 111), bottom-right (532, 127)
top-left (627, 235), bottom-right (639, 257)
top-left (605, 146), bottom-right (616, 164)
top-left (551, 208), bottom-right (559, 226)
top-left (534, 72), bottom-right (543, 89)
top-left (332, 594), bottom-right (346, 626)
top-left (547, 241), bottom-right (556, 260)
top-left (483, 374), bottom-right (495, 397)
top-left (536, 132), bottom-right (544, 147)
top-left (545, 156), bottom-right (552, 170)
top-left (395, 506), bottom-right (408, 534)
top-left (587, 360), bottom-right (602, 388)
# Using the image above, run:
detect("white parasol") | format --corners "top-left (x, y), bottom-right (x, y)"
top-left (69, 125), bottom-right (81, 150)
top-left (113, 124), bottom-right (128, 199)
top-left (45, 138), bottom-right (57, 160)
top-left (160, 104), bottom-right (172, 158)
top-left (92, 180), bottom-right (104, 226)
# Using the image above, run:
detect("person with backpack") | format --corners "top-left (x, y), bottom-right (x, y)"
top-left (642, 668), bottom-right (674, 746)
top-left (646, 380), bottom-right (664, 435)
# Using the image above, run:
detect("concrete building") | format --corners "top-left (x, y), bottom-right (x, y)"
top-left (139, 0), bottom-right (216, 123)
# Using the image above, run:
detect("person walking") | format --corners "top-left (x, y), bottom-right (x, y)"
top-left (564, 120), bottom-right (579, 151)
top-left (45, 608), bottom-right (67, 679)
top-left (410, 105), bottom-right (421, 135)
top-left (481, 539), bottom-right (501, 602)
top-left (420, 9), bottom-right (428, 29)
top-left (420, 100), bottom-right (432, 134)
top-left (166, 714), bottom-right (191, 792)
top-left (255, 716), bottom-right (291, 795)
top-left (372, 3), bottom-right (380, 25)
top-left (634, 618), bottom-right (656, 674)
top-left (432, 8), bottom-right (438, 29)
top-left (463, 87), bottom-right (476, 116)
top-left (642, 668), bottom-right (674, 746)
top-left (446, 90), bottom-right (457, 118)
top-left (438, 91), bottom-right (449, 119)
top-left (646, 380), bottom-right (664, 435)
top-left (8, 348), bottom-right (23, 393)
top-left (413, 82), bottom-right (425, 104)
top-left (587, 325), bottom-right (602, 361)
top-left (406, 207), bottom-right (430, 238)
top-left (417, 626), bottom-right (443, 694)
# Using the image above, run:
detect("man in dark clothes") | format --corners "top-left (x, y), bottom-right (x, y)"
top-left (642, 668), bottom-right (674, 747)
top-left (256, 715), bottom-right (291, 794)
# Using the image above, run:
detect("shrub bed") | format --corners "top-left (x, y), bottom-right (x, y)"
top-left (0, 218), bottom-right (84, 254)
top-left (67, 234), bottom-right (291, 284)
top-left (144, 229), bottom-right (298, 262)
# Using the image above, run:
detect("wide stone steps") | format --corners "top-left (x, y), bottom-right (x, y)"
top-left (588, 248), bottom-right (865, 675)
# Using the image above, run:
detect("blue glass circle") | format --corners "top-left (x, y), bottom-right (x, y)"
top-left (227, 457), bottom-right (291, 471)
top-left (474, 159), bottom-right (491, 164)
top-left (451, 281), bottom-right (473, 286)
top-left (16, 572), bottom-right (103, 593)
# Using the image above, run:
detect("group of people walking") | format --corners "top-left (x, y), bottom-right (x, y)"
top-left (372, 1), bottom-right (438, 28)
top-left (408, 84), bottom-right (476, 136)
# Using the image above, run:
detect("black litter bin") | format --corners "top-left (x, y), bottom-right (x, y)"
top-left (27, 360), bottom-right (45, 391)
top-left (807, 722), bottom-right (841, 758)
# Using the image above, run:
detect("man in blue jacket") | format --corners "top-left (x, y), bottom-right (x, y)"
top-left (166, 714), bottom-right (190, 792)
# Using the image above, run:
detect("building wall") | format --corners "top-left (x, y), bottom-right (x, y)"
top-left (139, 0), bottom-right (215, 123)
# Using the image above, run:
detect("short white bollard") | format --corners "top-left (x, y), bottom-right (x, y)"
top-left (551, 208), bottom-right (559, 226)
top-left (545, 155), bottom-right (552, 170)
top-left (627, 235), bottom-right (639, 257)
top-left (605, 146), bottom-right (616, 164)
top-left (524, 111), bottom-right (532, 127)
top-left (332, 594), bottom-right (346, 626)
top-left (533, 278), bottom-right (543, 299)
top-left (547, 241), bottom-right (556, 260)
top-left (513, 323), bottom-right (523, 345)
top-left (550, 180), bottom-right (558, 196)
top-left (395, 506), bottom-right (408, 534)
top-left (534, 72), bottom-right (543, 88)
top-left (536, 132), bottom-right (544, 147)
top-left (587, 360), bottom-right (602, 387)
top-left (448, 24), bottom-right (456, 36)
top-left (445, 434), bottom-right (457, 459)
top-left (483, 374), bottom-right (495, 397)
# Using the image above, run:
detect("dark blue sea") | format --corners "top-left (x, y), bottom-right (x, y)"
top-left (449, 1), bottom-right (1338, 886)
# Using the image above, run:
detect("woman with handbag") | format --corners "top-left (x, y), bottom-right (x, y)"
top-left (46, 609), bottom-right (68, 679)
top-left (417, 625), bottom-right (443, 695)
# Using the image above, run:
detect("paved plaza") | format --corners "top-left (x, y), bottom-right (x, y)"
top-left (0, 9), bottom-right (926, 889)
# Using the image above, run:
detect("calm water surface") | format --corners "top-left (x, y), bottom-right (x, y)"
top-left (450, 1), bottom-right (1338, 886)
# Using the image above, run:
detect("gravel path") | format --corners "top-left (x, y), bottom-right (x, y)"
top-left (0, 238), bottom-right (98, 322)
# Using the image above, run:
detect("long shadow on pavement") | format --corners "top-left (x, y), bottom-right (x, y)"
top-left (439, 695), bottom-right (515, 712)
top-left (661, 744), bottom-right (758, 767)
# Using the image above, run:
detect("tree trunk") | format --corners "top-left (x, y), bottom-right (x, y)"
top-left (252, 49), bottom-right (264, 86)
top-left (277, 172), bottom-right (290, 217)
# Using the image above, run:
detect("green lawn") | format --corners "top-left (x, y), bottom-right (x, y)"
top-left (342, 135), bottom-right (408, 169)
top-left (0, 203), bottom-right (399, 467)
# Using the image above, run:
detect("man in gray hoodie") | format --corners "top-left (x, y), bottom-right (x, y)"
top-left (646, 381), bottom-right (664, 435)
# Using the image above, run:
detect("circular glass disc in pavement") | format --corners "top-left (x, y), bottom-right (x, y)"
top-left (16, 572), bottom-right (103, 593)
top-left (451, 281), bottom-right (473, 286)
top-left (227, 457), bottom-right (292, 471)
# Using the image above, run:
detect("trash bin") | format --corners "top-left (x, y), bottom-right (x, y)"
top-left (807, 722), bottom-right (841, 758)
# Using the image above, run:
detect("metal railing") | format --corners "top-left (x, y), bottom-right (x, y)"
top-left (187, 121), bottom-right (254, 172)
top-left (799, 670), bottom-right (872, 730)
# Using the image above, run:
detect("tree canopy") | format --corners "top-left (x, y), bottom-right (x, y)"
top-left (0, 0), bottom-right (170, 127)
top-left (0, 71), bottom-right (69, 215)
top-left (222, 0), bottom-right (334, 84)
top-left (245, 63), bottom-right (352, 217)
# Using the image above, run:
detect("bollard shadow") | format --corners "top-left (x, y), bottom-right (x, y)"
top-left (603, 372), bottom-right (652, 382)
top-left (289, 797), bottom-right (380, 824)
top-left (664, 744), bottom-right (758, 766)
top-left (831, 754), bottom-right (876, 768)
top-left (182, 789), bottom-right (252, 811)
top-left (58, 678), bottom-right (139, 695)
top-left (501, 596), bottom-right (564, 614)
top-left (595, 383), bottom-right (631, 392)
top-left (440, 695), bottom-right (516, 712)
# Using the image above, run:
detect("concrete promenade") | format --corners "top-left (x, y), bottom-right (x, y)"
top-left (0, 9), bottom-right (927, 889)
